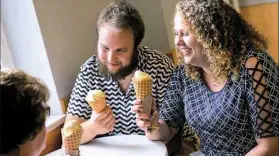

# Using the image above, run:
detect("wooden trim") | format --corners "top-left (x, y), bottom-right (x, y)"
top-left (168, 49), bottom-right (178, 66)
top-left (40, 123), bottom-right (63, 155)
top-left (60, 97), bottom-right (70, 114)
top-left (40, 97), bottom-right (69, 155)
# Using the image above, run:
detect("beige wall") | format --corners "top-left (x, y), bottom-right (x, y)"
top-left (241, 2), bottom-right (278, 63)
top-left (133, 0), bottom-right (170, 53)
top-left (33, 0), bottom-right (112, 99)
top-left (160, 0), bottom-right (179, 50)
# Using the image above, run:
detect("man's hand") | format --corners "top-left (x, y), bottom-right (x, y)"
top-left (89, 106), bottom-right (115, 135)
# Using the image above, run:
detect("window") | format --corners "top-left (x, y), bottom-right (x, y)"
top-left (1, 25), bottom-right (14, 68)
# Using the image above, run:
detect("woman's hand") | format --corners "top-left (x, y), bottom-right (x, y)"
top-left (245, 137), bottom-right (279, 156)
top-left (131, 99), bottom-right (155, 132)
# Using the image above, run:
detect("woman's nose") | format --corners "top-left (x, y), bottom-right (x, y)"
top-left (175, 35), bottom-right (184, 46)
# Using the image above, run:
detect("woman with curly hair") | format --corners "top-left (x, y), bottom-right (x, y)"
top-left (0, 68), bottom-right (50, 156)
top-left (133, 0), bottom-right (279, 155)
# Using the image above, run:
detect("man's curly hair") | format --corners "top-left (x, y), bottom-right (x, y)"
top-left (0, 68), bottom-right (50, 153)
top-left (174, 0), bottom-right (268, 82)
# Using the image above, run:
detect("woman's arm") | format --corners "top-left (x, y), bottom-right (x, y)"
top-left (245, 57), bottom-right (279, 156)
top-left (131, 99), bottom-right (179, 142)
top-left (145, 119), bottom-right (178, 142)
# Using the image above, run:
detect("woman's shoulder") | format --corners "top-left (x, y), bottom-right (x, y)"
top-left (244, 50), bottom-right (277, 67)
top-left (170, 65), bottom-right (196, 87)
top-left (239, 49), bottom-right (278, 74)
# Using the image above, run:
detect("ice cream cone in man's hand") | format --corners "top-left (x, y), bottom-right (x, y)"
top-left (85, 89), bottom-right (115, 136)
top-left (132, 70), bottom-right (159, 133)
top-left (61, 120), bottom-right (83, 156)
top-left (86, 90), bottom-right (108, 113)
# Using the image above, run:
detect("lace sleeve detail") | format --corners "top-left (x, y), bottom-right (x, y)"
top-left (245, 57), bottom-right (279, 138)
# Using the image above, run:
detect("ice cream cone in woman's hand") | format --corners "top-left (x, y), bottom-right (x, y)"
top-left (132, 70), bottom-right (152, 114)
top-left (133, 70), bottom-right (158, 133)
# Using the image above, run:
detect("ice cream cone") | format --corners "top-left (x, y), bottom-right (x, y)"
top-left (133, 70), bottom-right (153, 115)
top-left (62, 129), bottom-right (83, 150)
top-left (132, 70), bottom-right (152, 100)
top-left (61, 120), bottom-right (83, 155)
top-left (86, 90), bottom-right (107, 113)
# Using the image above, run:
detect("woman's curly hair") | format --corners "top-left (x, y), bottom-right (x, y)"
top-left (0, 68), bottom-right (50, 153)
top-left (174, 0), bottom-right (268, 82)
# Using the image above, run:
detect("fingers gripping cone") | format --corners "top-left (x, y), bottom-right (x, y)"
top-left (86, 90), bottom-right (107, 113)
top-left (148, 111), bottom-right (160, 133)
top-left (61, 120), bottom-right (84, 155)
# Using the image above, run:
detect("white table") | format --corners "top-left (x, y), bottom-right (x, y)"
top-left (46, 135), bottom-right (168, 156)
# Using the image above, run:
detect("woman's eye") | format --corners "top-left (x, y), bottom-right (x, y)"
top-left (183, 32), bottom-right (189, 36)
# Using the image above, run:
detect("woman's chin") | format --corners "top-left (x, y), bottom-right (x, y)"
top-left (183, 57), bottom-right (192, 65)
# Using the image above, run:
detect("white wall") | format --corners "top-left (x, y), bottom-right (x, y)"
top-left (1, 0), bottom-right (61, 114)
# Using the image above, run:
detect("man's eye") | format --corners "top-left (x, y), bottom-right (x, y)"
top-left (116, 50), bottom-right (125, 53)
top-left (173, 32), bottom-right (178, 36)
top-left (103, 47), bottom-right (109, 51)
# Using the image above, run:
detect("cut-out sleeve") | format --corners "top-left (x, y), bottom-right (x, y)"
top-left (245, 56), bottom-right (279, 138)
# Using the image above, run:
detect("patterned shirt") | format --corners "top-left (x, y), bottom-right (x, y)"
top-left (68, 45), bottom-right (175, 136)
top-left (160, 50), bottom-right (279, 156)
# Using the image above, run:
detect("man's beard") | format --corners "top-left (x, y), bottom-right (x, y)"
top-left (98, 51), bottom-right (138, 81)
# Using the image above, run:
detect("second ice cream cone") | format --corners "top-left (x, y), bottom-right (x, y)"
top-left (62, 129), bottom-right (83, 150)
top-left (86, 90), bottom-right (107, 113)
top-left (61, 120), bottom-right (83, 152)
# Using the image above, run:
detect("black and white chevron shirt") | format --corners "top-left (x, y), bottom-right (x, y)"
top-left (67, 45), bottom-right (174, 136)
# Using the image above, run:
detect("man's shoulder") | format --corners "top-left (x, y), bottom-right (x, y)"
top-left (80, 56), bottom-right (98, 71)
top-left (138, 45), bottom-right (174, 66)
top-left (138, 45), bottom-right (168, 58)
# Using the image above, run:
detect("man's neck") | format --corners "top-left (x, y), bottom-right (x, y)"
top-left (117, 71), bottom-right (135, 94)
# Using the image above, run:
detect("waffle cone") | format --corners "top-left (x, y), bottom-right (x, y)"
top-left (62, 129), bottom-right (83, 150)
top-left (88, 98), bottom-right (107, 114)
top-left (133, 77), bottom-right (152, 100)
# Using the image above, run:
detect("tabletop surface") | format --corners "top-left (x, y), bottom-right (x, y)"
top-left (46, 135), bottom-right (168, 156)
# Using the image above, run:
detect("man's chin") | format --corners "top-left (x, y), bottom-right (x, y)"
top-left (107, 69), bottom-right (119, 75)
